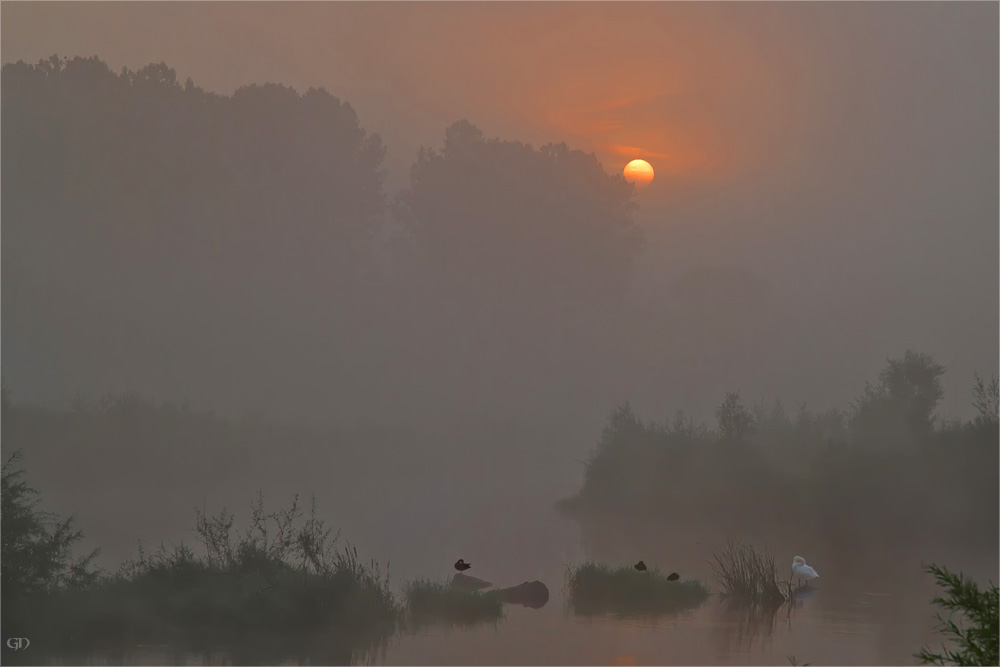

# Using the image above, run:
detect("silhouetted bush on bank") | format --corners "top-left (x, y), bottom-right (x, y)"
top-left (916, 564), bottom-right (999, 666)
top-left (1, 457), bottom-right (399, 664)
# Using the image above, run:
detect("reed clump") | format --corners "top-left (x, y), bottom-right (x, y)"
top-left (711, 540), bottom-right (792, 607)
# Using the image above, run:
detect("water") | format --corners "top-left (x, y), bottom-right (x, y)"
top-left (375, 538), bottom-right (973, 666)
top-left (385, 582), bottom-right (942, 665)
top-left (73, 579), bottom-right (948, 666)
top-left (384, 596), bottom-right (896, 666)
top-left (13, 420), bottom-right (997, 665)
top-left (63, 528), bottom-right (991, 666)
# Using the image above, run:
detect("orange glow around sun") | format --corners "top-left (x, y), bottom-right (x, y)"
top-left (623, 159), bottom-right (654, 189)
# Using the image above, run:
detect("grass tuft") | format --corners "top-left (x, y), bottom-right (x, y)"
top-left (403, 579), bottom-right (504, 627)
top-left (711, 541), bottom-right (792, 608)
top-left (566, 561), bottom-right (709, 617)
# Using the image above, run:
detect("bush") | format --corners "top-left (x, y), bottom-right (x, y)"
top-left (916, 563), bottom-right (999, 666)
top-left (2, 480), bottom-right (400, 665)
top-left (1, 451), bottom-right (99, 598)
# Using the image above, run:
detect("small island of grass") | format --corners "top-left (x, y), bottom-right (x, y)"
top-left (567, 561), bottom-right (710, 617)
top-left (403, 579), bottom-right (505, 627)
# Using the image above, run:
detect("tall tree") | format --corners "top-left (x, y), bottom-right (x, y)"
top-left (851, 350), bottom-right (946, 444)
top-left (395, 120), bottom-right (642, 325)
top-left (2, 56), bottom-right (387, 416)
top-left (715, 391), bottom-right (755, 441)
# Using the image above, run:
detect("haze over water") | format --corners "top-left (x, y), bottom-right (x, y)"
top-left (2, 3), bottom-right (997, 666)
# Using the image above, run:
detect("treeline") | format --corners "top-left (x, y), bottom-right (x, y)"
top-left (1, 55), bottom-right (641, 423)
top-left (0, 381), bottom-right (306, 480)
top-left (560, 351), bottom-right (999, 554)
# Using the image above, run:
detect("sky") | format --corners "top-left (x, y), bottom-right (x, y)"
top-left (2, 1), bottom-right (997, 421)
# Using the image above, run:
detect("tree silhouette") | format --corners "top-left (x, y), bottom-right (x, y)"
top-left (971, 373), bottom-right (999, 428)
top-left (2, 56), bottom-right (387, 416)
top-left (395, 120), bottom-right (642, 324)
top-left (851, 350), bottom-right (946, 444)
top-left (715, 391), bottom-right (755, 441)
top-left (1, 451), bottom-right (99, 597)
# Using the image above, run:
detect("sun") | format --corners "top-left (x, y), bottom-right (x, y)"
top-left (623, 159), bottom-right (654, 189)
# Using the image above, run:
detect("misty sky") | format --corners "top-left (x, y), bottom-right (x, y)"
top-left (2, 1), bottom-right (997, 422)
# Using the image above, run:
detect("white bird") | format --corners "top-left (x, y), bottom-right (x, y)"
top-left (791, 556), bottom-right (820, 587)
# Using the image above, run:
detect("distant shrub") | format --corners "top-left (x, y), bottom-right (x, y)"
top-left (971, 373), bottom-right (999, 428)
top-left (559, 353), bottom-right (998, 565)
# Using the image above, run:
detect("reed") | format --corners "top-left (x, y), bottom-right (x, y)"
top-left (711, 540), bottom-right (792, 607)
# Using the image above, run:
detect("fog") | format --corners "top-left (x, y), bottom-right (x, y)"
top-left (3, 2), bottom-right (997, 425)
top-left (1, 3), bottom-right (997, 665)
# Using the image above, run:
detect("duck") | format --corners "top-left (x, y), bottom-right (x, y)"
top-left (634, 560), bottom-right (647, 571)
top-left (667, 572), bottom-right (680, 581)
top-left (454, 558), bottom-right (471, 573)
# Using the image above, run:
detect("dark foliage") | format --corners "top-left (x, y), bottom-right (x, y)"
top-left (1, 452), bottom-right (99, 598)
top-left (851, 350), bottom-right (946, 445)
top-left (916, 564), bottom-right (999, 666)
top-left (562, 352), bottom-right (999, 555)
top-left (2, 55), bottom-right (387, 423)
top-left (395, 119), bottom-right (641, 310)
top-left (1, 454), bottom-right (399, 665)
